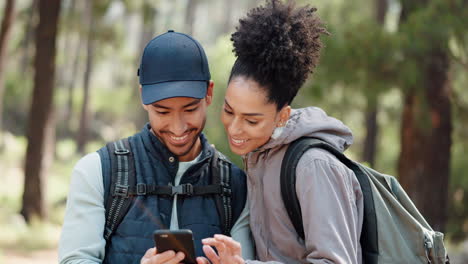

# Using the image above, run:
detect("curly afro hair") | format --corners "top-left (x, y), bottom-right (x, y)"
top-left (229, 0), bottom-right (328, 110)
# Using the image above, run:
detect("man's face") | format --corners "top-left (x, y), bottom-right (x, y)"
top-left (142, 82), bottom-right (213, 161)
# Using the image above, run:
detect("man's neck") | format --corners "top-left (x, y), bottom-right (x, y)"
top-left (179, 138), bottom-right (202, 162)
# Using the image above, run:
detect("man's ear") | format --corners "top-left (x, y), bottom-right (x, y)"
top-left (205, 80), bottom-right (214, 106)
top-left (139, 85), bottom-right (148, 111)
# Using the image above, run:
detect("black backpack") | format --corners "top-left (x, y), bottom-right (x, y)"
top-left (102, 138), bottom-right (234, 242)
top-left (280, 137), bottom-right (449, 264)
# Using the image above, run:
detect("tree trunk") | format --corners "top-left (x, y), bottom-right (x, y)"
top-left (57, 0), bottom-right (76, 135)
top-left (361, 0), bottom-right (388, 166)
top-left (21, 0), bottom-right (61, 222)
top-left (362, 102), bottom-right (378, 166)
top-left (397, 0), bottom-right (452, 232)
top-left (64, 37), bottom-right (82, 133)
top-left (220, 0), bottom-right (234, 35)
top-left (133, 0), bottom-right (156, 128)
top-left (139, 0), bottom-right (156, 52)
top-left (398, 50), bottom-right (452, 232)
top-left (0, 0), bottom-right (16, 134)
top-left (76, 1), bottom-right (94, 154)
top-left (19, 0), bottom-right (38, 74)
top-left (184, 0), bottom-right (199, 36)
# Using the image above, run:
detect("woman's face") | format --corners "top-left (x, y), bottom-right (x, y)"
top-left (221, 76), bottom-right (290, 155)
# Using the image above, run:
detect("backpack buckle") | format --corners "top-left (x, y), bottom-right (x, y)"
top-left (171, 184), bottom-right (193, 196)
top-left (114, 184), bottom-right (129, 197)
top-left (114, 149), bottom-right (130, 155)
top-left (220, 182), bottom-right (231, 197)
top-left (183, 183), bottom-right (193, 196)
top-left (222, 187), bottom-right (231, 197)
top-left (136, 183), bottom-right (147, 195)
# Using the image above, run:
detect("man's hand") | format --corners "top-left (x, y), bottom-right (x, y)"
top-left (141, 247), bottom-right (186, 264)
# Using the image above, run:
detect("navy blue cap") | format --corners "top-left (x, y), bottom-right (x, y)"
top-left (138, 30), bottom-right (211, 105)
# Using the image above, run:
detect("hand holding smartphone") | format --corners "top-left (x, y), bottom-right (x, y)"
top-left (153, 229), bottom-right (197, 264)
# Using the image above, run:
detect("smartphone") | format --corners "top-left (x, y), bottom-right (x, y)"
top-left (153, 229), bottom-right (197, 264)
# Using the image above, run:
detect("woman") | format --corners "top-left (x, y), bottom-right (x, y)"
top-left (197, 0), bottom-right (364, 263)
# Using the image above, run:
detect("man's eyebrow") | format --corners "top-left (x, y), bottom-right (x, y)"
top-left (152, 99), bottom-right (201, 109)
top-left (183, 99), bottom-right (201, 108)
top-left (152, 103), bottom-right (170, 109)
top-left (224, 99), bottom-right (264, 116)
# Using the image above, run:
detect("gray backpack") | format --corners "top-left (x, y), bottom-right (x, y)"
top-left (280, 137), bottom-right (449, 264)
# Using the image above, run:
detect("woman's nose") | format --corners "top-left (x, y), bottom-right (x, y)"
top-left (228, 118), bottom-right (243, 136)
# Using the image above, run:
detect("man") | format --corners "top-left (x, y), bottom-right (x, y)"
top-left (59, 30), bottom-right (253, 264)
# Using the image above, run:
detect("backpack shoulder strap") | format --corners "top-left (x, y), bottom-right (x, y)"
top-left (211, 150), bottom-right (233, 235)
top-left (280, 136), bottom-right (377, 257)
top-left (103, 137), bottom-right (136, 241)
top-left (280, 137), bottom-right (319, 240)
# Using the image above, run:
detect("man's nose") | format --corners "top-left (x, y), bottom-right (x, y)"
top-left (170, 114), bottom-right (188, 135)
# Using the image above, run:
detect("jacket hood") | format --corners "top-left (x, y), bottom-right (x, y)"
top-left (260, 107), bottom-right (353, 152)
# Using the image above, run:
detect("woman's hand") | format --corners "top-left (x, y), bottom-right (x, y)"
top-left (141, 247), bottom-right (185, 264)
top-left (198, 234), bottom-right (245, 264)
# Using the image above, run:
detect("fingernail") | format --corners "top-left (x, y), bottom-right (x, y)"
top-left (177, 252), bottom-right (185, 258)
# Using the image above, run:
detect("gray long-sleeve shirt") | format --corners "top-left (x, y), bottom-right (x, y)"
top-left (245, 107), bottom-right (363, 264)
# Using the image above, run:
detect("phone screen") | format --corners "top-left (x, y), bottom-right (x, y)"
top-left (153, 229), bottom-right (197, 264)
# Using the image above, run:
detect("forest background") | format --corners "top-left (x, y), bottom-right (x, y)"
top-left (0, 0), bottom-right (467, 262)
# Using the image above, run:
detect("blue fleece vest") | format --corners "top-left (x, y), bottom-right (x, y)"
top-left (98, 124), bottom-right (247, 264)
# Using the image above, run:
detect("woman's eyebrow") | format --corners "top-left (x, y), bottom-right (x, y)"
top-left (224, 99), bottom-right (264, 116)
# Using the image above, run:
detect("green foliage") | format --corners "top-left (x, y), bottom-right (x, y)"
top-left (303, 0), bottom-right (468, 241)
top-left (204, 35), bottom-right (243, 166)
top-left (448, 140), bottom-right (468, 242)
top-left (3, 71), bottom-right (32, 135)
top-left (447, 60), bottom-right (468, 242)
top-left (317, 22), bottom-right (399, 99)
top-left (0, 134), bottom-right (75, 252)
top-left (1, 1), bottom-right (467, 259)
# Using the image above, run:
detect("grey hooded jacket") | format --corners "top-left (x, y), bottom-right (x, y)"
top-left (245, 107), bottom-right (364, 264)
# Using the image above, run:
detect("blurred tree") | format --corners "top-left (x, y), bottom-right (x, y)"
top-left (138, 0), bottom-right (157, 53)
top-left (21, 0), bottom-right (61, 222)
top-left (185, 0), bottom-right (199, 36)
top-left (303, 0), bottom-right (466, 233)
top-left (76, 0), bottom-right (115, 153)
top-left (220, 0), bottom-right (234, 35)
top-left (76, 0), bottom-right (95, 154)
top-left (396, 0), bottom-right (465, 232)
top-left (18, 0), bottom-right (38, 75)
top-left (361, 0), bottom-right (388, 167)
top-left (60, 0), bottom-right (82, 134)
top-left (0, 0), bottom-right (16, 136)
top-left (135, 0), bottom-right (157, 127)
top-left (63, 37), bottom-right (82, 134)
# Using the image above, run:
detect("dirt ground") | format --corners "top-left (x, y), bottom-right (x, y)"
top-left (2, 249), bottom-right (57, 264)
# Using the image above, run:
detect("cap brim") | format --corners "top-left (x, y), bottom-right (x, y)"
top-left (141, 81), bottom-right (207, 105)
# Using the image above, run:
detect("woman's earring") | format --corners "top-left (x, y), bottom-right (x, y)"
top-left (271, 122), bottom-right (285, 140)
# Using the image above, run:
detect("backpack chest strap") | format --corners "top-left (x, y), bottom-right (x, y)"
top-left (112, 183), bottom-right (231, 197)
